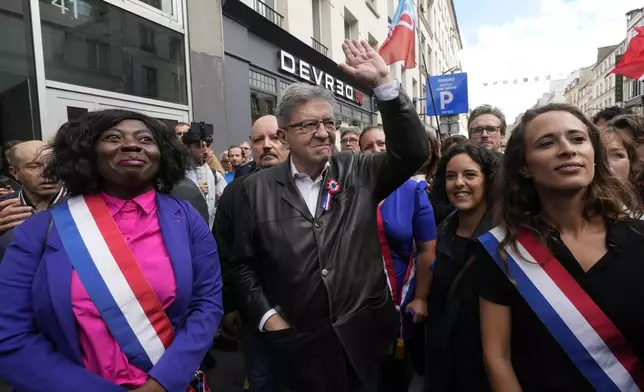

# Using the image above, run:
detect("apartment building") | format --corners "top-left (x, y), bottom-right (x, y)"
top-left (398, 0), bottom-right (464, 134)
top-left (622, 7), bottom-right (644, 114)
top-left (591, 43), bottom-right (624, 116)
top-left (563, 67), bottom-right (592, 109)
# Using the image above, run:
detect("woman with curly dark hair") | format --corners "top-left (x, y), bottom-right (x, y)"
top-left (425, 143), bottom-right (499, 392)
top-left (475, 104), bottom-right (644, 391)
top-left (0, 109), bottom-right (223, 392)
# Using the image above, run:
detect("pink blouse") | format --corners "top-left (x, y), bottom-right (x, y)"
top-left (70, 190), bottom-right (176, 387)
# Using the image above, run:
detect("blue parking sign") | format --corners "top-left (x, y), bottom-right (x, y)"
top-left (426, 73), bottom-right (469, 116)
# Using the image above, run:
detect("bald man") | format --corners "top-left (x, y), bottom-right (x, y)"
top-left (215, 115), bottom-right (288, 392)
top-left (0, 140), bottom-right (66, 259)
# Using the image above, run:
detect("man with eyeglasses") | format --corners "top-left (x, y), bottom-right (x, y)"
top-left (468, 104), bottom-right (507, 153)
top-left (232, 40), bottom-right (429, 392)
top-left (339, 126), bottom-right (361, 151)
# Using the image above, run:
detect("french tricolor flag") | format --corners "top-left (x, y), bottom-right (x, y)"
top-left (378, 0), bottom-right (417, 69)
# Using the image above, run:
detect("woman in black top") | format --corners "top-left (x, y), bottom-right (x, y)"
top-left (475, 103), bottom-right (644, 392)
top-left (425, 144), bottom-right (499, 392)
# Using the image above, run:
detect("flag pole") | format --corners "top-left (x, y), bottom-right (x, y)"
top-left (414, 3), bottom-right (442, 143)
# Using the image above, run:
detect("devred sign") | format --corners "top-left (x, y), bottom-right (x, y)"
top-left (279, 50), bottom-right (364, 105)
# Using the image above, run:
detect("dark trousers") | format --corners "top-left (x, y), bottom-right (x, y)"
top-left (263, 325), bottom-right (378, 392)
top-left (240, 327), bottom-right (282, 392)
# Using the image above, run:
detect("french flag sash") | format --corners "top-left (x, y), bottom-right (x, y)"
top-left (479, 227), bottom-right (644, 392)
top-left (377, 204), bottom-right (415, 312)
top-left (51, 194), bottom-right (174, 372)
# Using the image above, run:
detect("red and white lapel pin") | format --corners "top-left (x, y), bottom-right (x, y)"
top-left (321, 178), bottom-right (341, 211)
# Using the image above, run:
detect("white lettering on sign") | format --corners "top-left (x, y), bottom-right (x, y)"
top-left (51, 0), bottom-right (79, 19)
top-left (440, 91), bottom-right (454, 110)
top-left (336, 80), bottom-right (344, 96)
top-left (299, 60), bottom-right (311, 82)
top-left (313, 68), bottom-right (324, 85)
top-left (325, 74), bottom-right (334, 91)
top-left (345, 85), bottom-right (354, 100)
top-left (280, 51), bottom-right (296, 74)
top-left (278, 50), bottom-right (364, 105)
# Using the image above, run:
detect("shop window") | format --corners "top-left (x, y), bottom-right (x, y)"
top-left (280, 80), bottom-right (291, 95)
top-left (250, 90), bottom-right (276, 123)
top-left (249, 70), bottom-right (277, 94)
top-left (39, 0), bottom-right (188, 105)
top-left (0, 0), bottom-right (41, 145)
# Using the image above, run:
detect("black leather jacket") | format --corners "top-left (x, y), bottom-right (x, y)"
top-left (232, 90), bottom-right (429, 378)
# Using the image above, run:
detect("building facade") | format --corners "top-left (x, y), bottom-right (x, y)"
top-left (622, 7), bottom-right (644, 114)
top-left (1, 0), bottom-right (229, 149)
top-left (563, 67), bottom-right (592, 109)
top-left (221, 0), bottom-right (377, 147)
top-left (591, 43), bottom-right (623, 115)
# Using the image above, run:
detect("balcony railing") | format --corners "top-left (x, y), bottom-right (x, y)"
top-left (253, 0), bottom-right (284, 28)
top-left (312, 37), bottom-right (328, 56)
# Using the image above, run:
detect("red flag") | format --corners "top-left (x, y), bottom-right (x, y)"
top-left (610, 26), bottom-right (644, 80)
top-left (378, 0), bottom-right (416, 69)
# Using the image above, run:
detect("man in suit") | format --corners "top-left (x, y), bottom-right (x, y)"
top-left (232, 40), bottom-right (429, 391)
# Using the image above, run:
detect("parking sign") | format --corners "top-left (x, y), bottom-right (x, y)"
top-left (426, 73), bottom-right (469, 116)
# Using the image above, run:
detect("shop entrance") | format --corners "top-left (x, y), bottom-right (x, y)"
top-left (46, 87), bottom-right (189, 141)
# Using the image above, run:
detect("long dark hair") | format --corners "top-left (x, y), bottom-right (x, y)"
top-left (433, 143), bottom-right (501, 206)
top-left (45, 109), bottom-right (188, 196)
top-left (496, 103), bottom-right (642, 255)
top-left (416, 131), bottom-right (441, 184)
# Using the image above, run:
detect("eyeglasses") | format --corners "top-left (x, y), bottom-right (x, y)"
top-left (286, 119), bottom-right (342, 134)
top-left (342, 138), bottom-right (359, 145)
top-left (470, 126), bottom-right (500, 136)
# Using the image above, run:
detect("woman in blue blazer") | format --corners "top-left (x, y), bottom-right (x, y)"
top-left (0, 110), bottom-right (223, 392)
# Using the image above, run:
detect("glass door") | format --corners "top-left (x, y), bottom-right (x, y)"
top-left (46, 88), bottom-right (189, 141)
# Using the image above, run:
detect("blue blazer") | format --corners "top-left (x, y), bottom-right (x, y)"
top-left (0, 194), bottom-right (223, 392)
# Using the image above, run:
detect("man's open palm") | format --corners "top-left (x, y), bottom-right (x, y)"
top-left (339, 40), bottom-right (392, 88)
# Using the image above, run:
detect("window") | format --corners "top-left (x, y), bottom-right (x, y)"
top-left (250, 91), bottom-right (277, 123)
top-left (169, 37), bottom-right (182, 61)
top-left (136, 0), bottom-right (175, 16)
top-left (312, 0), bottom-right (321, 41)
top-left (40, 0), bottom-right (188, 104)
top-left (344, 7), bottom-right (357, 40)
top-left (0, 0), bottom-right (41, 143)
top-left (87, 39), bottom-right (111, 71)
top-left (249, 70), bottom-right (277, 93)
top-left (142, 66), bottom-right (158, 97)
top-left (140, 25), bottom-right (156, 54)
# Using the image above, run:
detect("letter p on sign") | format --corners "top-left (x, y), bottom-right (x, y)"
top-left (440, 91), bottom-right (454, 110)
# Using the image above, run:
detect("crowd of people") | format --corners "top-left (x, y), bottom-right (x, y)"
top-left (0, 39), bottom-right (642, 392)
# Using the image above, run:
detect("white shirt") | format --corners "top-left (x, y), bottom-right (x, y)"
top-left (258, 79), bottom-right (401, 331)
top-left (291, 159), bottom-right (330, 216)
top-left (185, 164), bottom-right (227, 228)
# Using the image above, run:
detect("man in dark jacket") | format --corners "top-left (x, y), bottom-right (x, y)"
top-left (0, 141), bottom-right (65, 259)
top-left (232, 40), bottom-right (429, 391)
top-left (214, 114), bottom-right (288, 392)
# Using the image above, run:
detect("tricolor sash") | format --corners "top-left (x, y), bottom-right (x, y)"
top-left (377, 204), bottom-right (416, 312)
top-left (479, 227), bottom-right (644, 392)
top-left (51, 194), bottom-right (174, 372)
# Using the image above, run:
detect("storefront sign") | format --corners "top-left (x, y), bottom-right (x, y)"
top-left (279, 50), bottom-right (364, 105)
